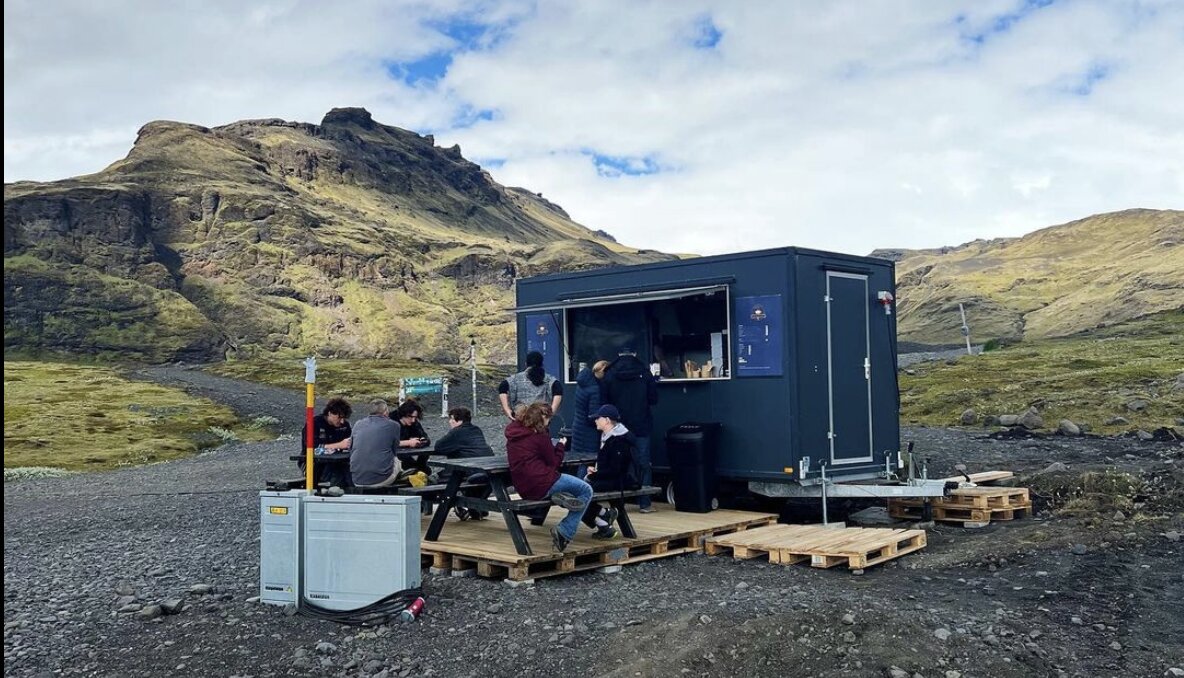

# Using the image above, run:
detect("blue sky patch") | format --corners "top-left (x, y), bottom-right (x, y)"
top-left (958, 0), bottom-right (1056, 46)
top-left (452, 105), bottom-right (498, 128)
top-left (1066, 62), bottom-right (1111, 96)
top-left (691, 15), bottom-right (723, 49)
top-left (584, 151), bottom-right (662, 177)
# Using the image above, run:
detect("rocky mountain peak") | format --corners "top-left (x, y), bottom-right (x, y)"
top-left (320, 106), bottom-right (376, 128)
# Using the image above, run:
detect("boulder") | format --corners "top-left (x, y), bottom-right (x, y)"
top-left (1057, 420), bottom-right (1081, 436)
top-left (1104, 416), bottom-right (1129, 426)
top-left (1125, 399), bottom-right (1150, 412)
top-left (1018, 408), bottom-right (1044, 430)
top-left (999, 414), bottom-right (1020, 427)
top-left (960, 409), bottom-right (977, 425)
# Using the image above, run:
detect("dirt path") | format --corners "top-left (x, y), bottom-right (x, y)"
top-left (3, 368), bottom-right (1182, 677)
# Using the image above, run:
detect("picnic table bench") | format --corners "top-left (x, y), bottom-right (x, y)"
top-left (423, 453), bottom-right (661, 556)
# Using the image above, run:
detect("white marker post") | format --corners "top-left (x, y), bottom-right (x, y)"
top-left (469, 337), bottom-right (478, 417)
top-left (958, 303), bottom-right (972, 356)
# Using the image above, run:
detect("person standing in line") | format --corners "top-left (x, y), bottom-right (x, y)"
top-left (603, 347), bottom-right (659, 512)
top-left (349, 399), bottom-right (404, 487)
top-left (498, 350), bottom-right (563, 419)
top-left (505, 403), bottom-right (594, 553)
top-left (571, 359), bottom-right (609, 459)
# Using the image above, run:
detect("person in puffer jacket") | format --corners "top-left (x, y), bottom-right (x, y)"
top-left (580, 404), bottom-right (638, 538)
top-left (505, 402), bottom-right (595, 552)
top-left (571, 360), bottom-right (609, 459)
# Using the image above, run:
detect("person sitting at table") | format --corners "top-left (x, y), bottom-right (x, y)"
top-left (435, 406), bottom-right (494, 520)
top-left (391, 399), bottom-right (431, 448)
top-left (349, 399), bottom-right (405, 487)
top-left (505, 402), bottom-right (595, 552)
top-left (297, 397), bottom-right (353, 488)
top-left (581, 404), bottom-right (641, 538)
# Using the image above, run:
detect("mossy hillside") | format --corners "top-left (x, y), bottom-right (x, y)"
top-left (5, 109), bottom-right (675, 364)
top-left (3, 257), bottom-right (222, 362)
top-left (891, 209), bottom-right (1184, 344)
top-left (899, 312), bottom-right (1184, 432)
top-left (3, 361), bottom-right (273, 471)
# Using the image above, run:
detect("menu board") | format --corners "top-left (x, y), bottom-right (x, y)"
top-left (736, 295), bottom-right (783, 377)
top-left (523, 313), bottom-right (563, 380)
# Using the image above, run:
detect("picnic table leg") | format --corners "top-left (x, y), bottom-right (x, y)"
top-left (425, 473), bottom-right (464, 541)
top-left (612, 498), bottom-right (637, 538)
top-left (490, 475), bottom-right (533, 556)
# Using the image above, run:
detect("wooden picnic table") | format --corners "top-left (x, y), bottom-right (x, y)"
top-left (287, 447), bottom-right (443, 487)
top-left (423, 451), bottom-right (658, 556)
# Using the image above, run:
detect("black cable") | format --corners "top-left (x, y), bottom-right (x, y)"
top-left (298, 586), bottom-right (424, 626)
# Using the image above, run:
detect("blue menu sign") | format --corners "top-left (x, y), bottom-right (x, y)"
top-left (736, 295), bottom-right (782, 377)
top-left (523, 313), bottom-right (563, 379)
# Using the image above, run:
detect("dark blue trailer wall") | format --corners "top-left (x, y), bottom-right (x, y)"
top-left (514, 246), bottom-right (898, 488)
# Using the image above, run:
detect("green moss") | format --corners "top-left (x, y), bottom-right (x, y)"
top-left (3, 361), bottom-right (273, 472)
top-left (900, 312), bottom-right (1184, 431)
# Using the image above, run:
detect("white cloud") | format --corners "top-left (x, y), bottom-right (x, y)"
top-left (5, 0), bottom-right (1183, 256)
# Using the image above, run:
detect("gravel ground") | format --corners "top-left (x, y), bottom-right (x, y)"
top-left (4, 367), bottom-right (1183, 678)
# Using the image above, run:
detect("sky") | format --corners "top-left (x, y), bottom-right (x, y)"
top-left (5, 0), bottom-right (1183, 256)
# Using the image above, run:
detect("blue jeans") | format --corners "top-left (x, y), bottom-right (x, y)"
top-left (547, 474), bottom-right (593, 540)
top-left (635, 436), bottom-right (652, 508)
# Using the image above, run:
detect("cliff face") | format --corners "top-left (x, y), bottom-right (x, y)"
top-left (873, 209), bottom-right (1184, 345)
top-left (3, 108), bottom-right (674, 363)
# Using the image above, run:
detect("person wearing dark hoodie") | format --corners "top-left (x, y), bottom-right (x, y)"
top-left (604, 348), bottom-right (660, 512)
top-left (505, 402), bottom-right (593, 552)
top-left (580, 404), bottom-right (641, 538)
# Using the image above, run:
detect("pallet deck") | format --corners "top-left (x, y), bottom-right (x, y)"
top-left (705, 523), bottom-right (926, 570)
top-left (419, 509), bottom-right (777, 581)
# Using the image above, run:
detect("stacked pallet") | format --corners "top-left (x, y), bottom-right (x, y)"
top-left (889, 486), bottom-right (1031, 528)
top-left (705, 523), bottom-right (926, 570)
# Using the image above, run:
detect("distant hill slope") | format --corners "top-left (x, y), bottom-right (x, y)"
top-left (873, 209), bottom-right (1184, 345)
top-left (3, 108), bottom-right (674, 363)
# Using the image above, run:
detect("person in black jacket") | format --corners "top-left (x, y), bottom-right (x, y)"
top-left (434, 406), bottom-right (494, 520)
top-left (580, 404), bottom-right (641, 539)
top-left (391, 399), bottom-right (431, 447)
top-left (298, 397), bottom-right (353, 488)
top-left (603, 348), bottom-right (659, 511)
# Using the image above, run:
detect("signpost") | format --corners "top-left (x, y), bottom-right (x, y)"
top-left (469, 337), bottom-right (478, 417)
top-left (399, 376), bottom-right (448, 417)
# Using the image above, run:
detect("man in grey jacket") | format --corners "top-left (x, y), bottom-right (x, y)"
top-left (349, 399), bottom-right (404, 487)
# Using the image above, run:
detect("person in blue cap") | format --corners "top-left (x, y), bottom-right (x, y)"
top-left (581, 403), bottom-right (641, 535)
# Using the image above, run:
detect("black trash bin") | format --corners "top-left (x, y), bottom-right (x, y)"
top-left (665, 422), bottom-right (722, 513)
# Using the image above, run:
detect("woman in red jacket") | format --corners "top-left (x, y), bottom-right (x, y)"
top-left (506, 402), bottom-right (593, 552)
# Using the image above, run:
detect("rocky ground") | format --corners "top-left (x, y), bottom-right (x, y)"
top-left (4, 365), bottom-right (1183, 678)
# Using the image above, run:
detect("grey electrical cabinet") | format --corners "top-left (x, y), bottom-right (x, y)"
top-left (301, 495), bottom-right (421, 611)
top-left (259, 490), bottom-right (306, 606)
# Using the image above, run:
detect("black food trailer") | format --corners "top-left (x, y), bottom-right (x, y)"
top-left (513, 246), bottom-right (942, 507)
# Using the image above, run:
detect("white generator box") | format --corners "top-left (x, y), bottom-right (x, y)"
top-left (259, 490), bottom-right (307, 606)
top-left (302, 494), bottom-right (421, 611)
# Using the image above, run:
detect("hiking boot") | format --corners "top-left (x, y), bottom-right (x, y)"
top-left (550, 527), bottom-right (571, 552)
top-left (453, 506), bottom-right (471, 521)
top-left (638, 505), bottom-right (657, 514)
top-left (550, 492), bottom-right (585, 511)
top-left (601, 506), bottom-right (619, 528)
top-left (592, 525), bottom-right (617, 540)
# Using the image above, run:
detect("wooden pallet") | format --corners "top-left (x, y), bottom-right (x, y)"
top-left (705, 523), bottom-right (926, 570)
top-left (419, 509), bottom-right (777, 581)
top-left (888, 493), bottom-right (1031, 527)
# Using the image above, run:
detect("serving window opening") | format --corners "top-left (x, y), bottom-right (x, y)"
top-left (564, 289), bottom-right (730, 382)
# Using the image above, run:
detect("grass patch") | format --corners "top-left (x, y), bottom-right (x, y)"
top-left (3, 361), bottom-right (273, 473)
top-left (205, 354), bottom-right (504, 401)
top-left (900, 312), bottom-right (1184, 432)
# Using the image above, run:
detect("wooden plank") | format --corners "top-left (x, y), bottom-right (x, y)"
top-left (939, 470), bottom-right (1014, 483)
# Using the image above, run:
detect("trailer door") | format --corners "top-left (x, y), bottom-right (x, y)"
top-left (825, 271), bottom-right (873, 464)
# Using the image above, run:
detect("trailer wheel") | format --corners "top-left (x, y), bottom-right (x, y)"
top-left (664, 481), bottom-right (719, 510)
